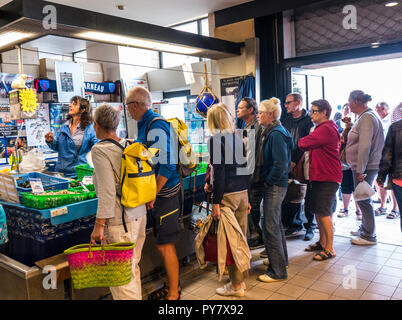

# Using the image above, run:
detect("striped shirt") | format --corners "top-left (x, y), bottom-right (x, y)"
top-left (67, 119), bottom-right (85, 154)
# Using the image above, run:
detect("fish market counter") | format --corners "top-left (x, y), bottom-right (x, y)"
top-left (0, 173), bottom-right (206, 300)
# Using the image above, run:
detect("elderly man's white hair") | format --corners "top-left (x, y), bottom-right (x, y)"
top-left (127, 86), bottom-right (152, 108)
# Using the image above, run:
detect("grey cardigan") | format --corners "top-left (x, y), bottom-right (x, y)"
top-left (345, 109), bottom-right (384, 173)
top-left (92, 139), bottom-right (146, 226)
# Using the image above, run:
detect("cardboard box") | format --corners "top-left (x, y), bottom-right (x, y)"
top-left (39, 58), bottom-right (104, 82)
top-left (82, 62), bottom-right (104, 82)
top-left (0, 46), bottom-right (40, 65)
top-left (93, 93), bottom-right (112, 103)
top-left (0, 63), bottom-right (40, 79)
top-left (39, 58), bottom-right (55, 78)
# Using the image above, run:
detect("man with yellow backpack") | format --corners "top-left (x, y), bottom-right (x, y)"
top-left (125, 86), bottom-right (189, 300)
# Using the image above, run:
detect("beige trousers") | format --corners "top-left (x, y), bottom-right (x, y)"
top-left (220, 190), bottom-right (249, 286)
top-left (104, 215), bottom-right (147, 300)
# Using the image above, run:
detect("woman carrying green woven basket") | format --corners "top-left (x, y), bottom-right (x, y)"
top-left (89, 104), bottom-right (147, 300)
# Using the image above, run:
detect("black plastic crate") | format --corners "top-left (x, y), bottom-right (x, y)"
top-left (1, 203), bottom-right (95, 267)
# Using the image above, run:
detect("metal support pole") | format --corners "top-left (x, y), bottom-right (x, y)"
top-left (15, 45), bottom-right (23, 75)
top-left (14, 45), bottom-right (24, 173)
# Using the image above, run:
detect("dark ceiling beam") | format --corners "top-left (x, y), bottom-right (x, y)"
top-left (282, 41), bottom-right (402, 68)
top-left (214, 0), bottom-right (350, 27)
top-left (0, 0), bottom-right (242, 58)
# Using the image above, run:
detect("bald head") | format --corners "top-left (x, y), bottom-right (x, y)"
top-left (125, 86), bottom-right (152, 121)
top-left (126, 86), bottom-right (152, 108)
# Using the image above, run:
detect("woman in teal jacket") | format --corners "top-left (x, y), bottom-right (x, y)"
top-left (45, 96), bottom-right (99, 178)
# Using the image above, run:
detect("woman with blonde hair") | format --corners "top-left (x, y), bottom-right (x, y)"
top-left (204, 103), bottom-right (250, 297)
top-left (255, 98), bottom-right (294, 283)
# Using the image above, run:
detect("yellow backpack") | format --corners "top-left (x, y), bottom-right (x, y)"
top-left (101, 139), bottom-right (158, 230)
top-left (145, 117), bottom-right (196, 177)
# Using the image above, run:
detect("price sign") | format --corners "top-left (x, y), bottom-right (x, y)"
top-left (82, 176), bottom-right (93, 186)
top-left (29, 178), bottom-right (44, 194)
top-left (50, 207), bottom-right (68, 218)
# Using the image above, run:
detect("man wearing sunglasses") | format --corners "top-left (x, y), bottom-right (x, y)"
top-left (281, 93), bottom-right (315, 240)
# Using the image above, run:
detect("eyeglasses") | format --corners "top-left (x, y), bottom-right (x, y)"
top-left (125, 100), bottom-right (140, 106)
top-left (285, 100), bottom-right (297, 105)
top-left (309, 109), bottom-right (320, 114)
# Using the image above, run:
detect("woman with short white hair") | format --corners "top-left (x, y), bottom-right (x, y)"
top-left (255, 98), bottom-right (294, 283)
top-left (90, 104), bottom-right (147, 300)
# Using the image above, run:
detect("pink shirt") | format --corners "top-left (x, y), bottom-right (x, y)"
top-left (298, 120), bottom-right (342, 184)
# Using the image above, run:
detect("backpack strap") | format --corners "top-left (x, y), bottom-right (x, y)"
top-left (145, 117), bottom-right (186, 229)
top-left (145, 117), bottom-right (169, 147)
top-left (100, 138), bottom-right (131, 233)
top-left (100, 138), bottom-right (125, 151)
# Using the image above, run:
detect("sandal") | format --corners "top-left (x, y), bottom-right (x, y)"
top-left (313, 249), bottom-right (336, 261)
top-left (305, 242), bottom-right (324, 252)
top-left (375, 207), bottom-right (387, 216)
top-left (148, 282), bottom-right (182, 300)
top-left (386, 210), bottom-right (400, 219)
top-left (337, 208), bottom-right (349, 218)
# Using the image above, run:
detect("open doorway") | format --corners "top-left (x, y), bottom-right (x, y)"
top-left (291, 56), bottom-right (402, 246)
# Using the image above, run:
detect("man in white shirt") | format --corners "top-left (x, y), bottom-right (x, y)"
top-left (376, 102), bottom-right (391, 136)
top-left (374, 102), bottom-right (399, 219)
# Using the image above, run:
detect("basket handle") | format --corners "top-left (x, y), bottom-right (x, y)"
top-left (88, 239), bottom-right (105, 259)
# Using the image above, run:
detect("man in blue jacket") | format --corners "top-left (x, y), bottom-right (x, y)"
top-left (125, 86), bottom-right (181, 300)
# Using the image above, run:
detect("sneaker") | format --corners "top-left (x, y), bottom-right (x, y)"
top-left (260, 249), bottom-right (268, 259)
top-left (249, 238), bottom-right (265, 250)
top-left (351, 237), bottom-right (377, 246)
top-left (285, 228), bottom-right (303, 237)
top-left (304, 229), bottom-right (314, 241)
top-left (227, 280), bottom-right (247, 290)
top-left (216, 283), bottom-right (244, 297)
top-left (337, 208), bottom-right (349, 218)
top-left (350, 230), bottom-right (360, 236)
top-left (263, 260), bottom-right (289, 269)
top-left (258, 274), bottom-right (286, 283)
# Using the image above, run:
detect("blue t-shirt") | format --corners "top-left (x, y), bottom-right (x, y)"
top-left (136, 109), bottom-right (180, 189)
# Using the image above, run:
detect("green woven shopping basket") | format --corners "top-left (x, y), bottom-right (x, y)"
top-left (64, 242), bottom-right (135, 289)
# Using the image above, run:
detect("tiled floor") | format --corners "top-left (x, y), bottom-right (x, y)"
top-left (333, 196), bottom-right (401, 246)
top-left (178, 234), bottom-right (402, 300)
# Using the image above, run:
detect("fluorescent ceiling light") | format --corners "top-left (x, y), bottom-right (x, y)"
top-left (78, 31), bottom-right (201, 55)
top-left (371, 42), bottom-right (381, 46)
top-left (385, 2), bottom-right (399, 7)
top-left (0, 31), bottom-right (33, 47)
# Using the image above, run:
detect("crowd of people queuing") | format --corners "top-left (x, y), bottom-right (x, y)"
top-left (51, 86), bottom-right (401, 299)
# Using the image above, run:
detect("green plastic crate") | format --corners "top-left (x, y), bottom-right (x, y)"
top-left (21, 186), bottom-right (96, 209)
top-left (21, 191), bottom-right (69, 209)
top-left (74, 164), bottom-right (94, 180)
